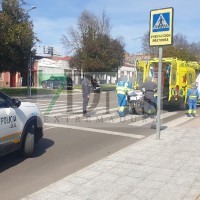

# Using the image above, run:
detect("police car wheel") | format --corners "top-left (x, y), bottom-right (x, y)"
top-left (23, 122), bottom-right (35, 157)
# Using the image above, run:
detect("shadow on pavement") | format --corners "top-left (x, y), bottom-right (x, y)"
top-left (0, 138), bottom-right (54, 173)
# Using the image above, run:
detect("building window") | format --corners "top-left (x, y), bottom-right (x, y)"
top-left (0, 73), bottom-right (3, 80)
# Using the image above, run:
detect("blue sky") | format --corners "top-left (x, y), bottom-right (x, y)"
top-left (27, 0), bottom-right (200, 56)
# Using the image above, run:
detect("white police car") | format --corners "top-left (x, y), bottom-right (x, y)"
top-left (0, 91), bottom-right (43, 157)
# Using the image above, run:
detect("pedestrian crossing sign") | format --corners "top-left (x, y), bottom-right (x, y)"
top-left (153, 13), bottom-right (170, 32)
top-left (150, 7), bottom-right (174, 46)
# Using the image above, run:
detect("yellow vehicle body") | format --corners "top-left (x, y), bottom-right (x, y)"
top-left (136, 57), bottom-right (199, 109)
top-left (135, 60), bottom-right (150, 89)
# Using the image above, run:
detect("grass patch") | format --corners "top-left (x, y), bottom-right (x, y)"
top-left (0, 87), bottom-right (55, 96)
top-left (0, 84), bottom-right (116, 97)
top-left (73, 85), bottom-right (82, 89)
top-left (101, 84), bottom-right (116, 91)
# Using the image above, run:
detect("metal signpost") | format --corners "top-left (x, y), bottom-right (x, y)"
top-left (27, 6), bottom-right (37, 97)
top-left (149, 7), bottom-right (174, 139)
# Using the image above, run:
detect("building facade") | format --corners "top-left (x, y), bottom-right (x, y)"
top-left (33, 56), bottom-right (79, 87)
top-left (0, 72), bottom-right (22, 87)
top-left (0, 53), bottom-right (151, 88)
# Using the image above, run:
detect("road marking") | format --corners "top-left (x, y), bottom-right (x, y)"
top-left (82, 112), bottom-right (118, 121)
top-left (36, 100), bottom-right (83, 103)
top-left (43, 107), bottom-right (107, 117)
top-left (163, 115), bottom-right (193, 128)
top-left (40, 106), bottom-right (81, 113)
top-left (63, 107), bottom-right (112, 119)
top-left (44, 127), bottom-right (56, 131)
top-left (39, 105), bottom-right (80, 111)
top-left (40, 105), bottom-right (85, 113)
top-left (44, 123), bottom-right (145, 139)
top-left (70, 106), bottom-right (107, 113)
top-left (128, 111), bottom-right (178, 126)
top-left (105, 114), bottom-right (141, 123)
top-left (39, 103), bottom-right (100, 110)
top-left (42, 113), bottom-right (68, 117)
top-left (41, 106), bottom-right (83, 114)
top-left (36, 103), bottom-right (49, 106)
top-left (81, 108), bottom-right (118, 121)
top-left (39, 104), bottom-right (67, 109)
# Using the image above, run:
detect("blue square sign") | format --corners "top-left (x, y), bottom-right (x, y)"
top-left (153, 12), bottom-right (170, 32)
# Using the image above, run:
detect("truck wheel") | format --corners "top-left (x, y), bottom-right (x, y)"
top-left (128, 107), bottom-right (134, 114)
top-left (128, 103), bottom-right (134, 114)
top-left (22, 121), bottom-right (36, 157)
top-left (179, 102), bottom-right (187, 110)
top-left (134, 102), bottom-right (142, 114)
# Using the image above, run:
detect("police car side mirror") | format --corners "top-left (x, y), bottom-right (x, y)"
top-left (12, 98), bottom-right (21, 107)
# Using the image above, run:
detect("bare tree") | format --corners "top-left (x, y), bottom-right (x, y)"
top-left (173, 33), bottom-right (189, 48)
top-left (141, 32), bottom-right (159, 57)
top-left (62, 10), bottom-right (111, 55)
top-left (61, 10), bottom-right (125, 72)
top-left (142, 31), bottom-right (200, 61)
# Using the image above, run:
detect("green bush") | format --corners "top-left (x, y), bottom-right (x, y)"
top-left (73, 84), bottom-right (116, 91)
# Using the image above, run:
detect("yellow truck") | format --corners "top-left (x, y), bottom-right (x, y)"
top-left (136, 57), bottom-right (200, 109)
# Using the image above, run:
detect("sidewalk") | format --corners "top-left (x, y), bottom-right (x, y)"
top-left (22, 117), bottom-right (200, 200)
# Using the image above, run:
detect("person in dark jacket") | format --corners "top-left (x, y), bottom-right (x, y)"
top-left (82, 74), bottom-right (91, 117)
top-left (91, 78), bottom-right (100, 93)
top-left (140, 76), bottom-right (157, 118)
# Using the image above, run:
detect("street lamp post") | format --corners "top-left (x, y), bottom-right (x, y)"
top-left (27, 6), bottom-right (37, 97)
top-left (27, 6), bottom-right (37, 13)
top-left (133, 37), bottom-right (142, 54)
top-left (133, 37), bottom-right (142, 67)
top-left (28, 58), bottom-right (32, 96)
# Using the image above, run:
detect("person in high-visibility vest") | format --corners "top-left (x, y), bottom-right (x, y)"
top-left (116, 77), bottom-right (128, 117)
top-left (187, 83), bottom-right (199, 117)
top-left (126, 79), bottom-right (133, 105)
top-left (126, 80), bottom-right (133, 93)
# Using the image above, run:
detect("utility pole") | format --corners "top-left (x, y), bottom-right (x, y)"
top-left (28, 58), bottom-right (31, 97)
top-left (133, 37), bottom-right (142, 54)
top-left (27, 6), bottom-right (37, 97)
top-left (133, 37), bottom-right (142, 67)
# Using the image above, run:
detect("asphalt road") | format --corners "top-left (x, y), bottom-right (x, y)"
top-left (0, 91), bottom-right (198, 200)
top-left (0, 126), bottom-right (138, 200)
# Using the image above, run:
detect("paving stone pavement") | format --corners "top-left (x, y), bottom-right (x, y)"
top-left (22, 117), bottom-right (200, 200)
